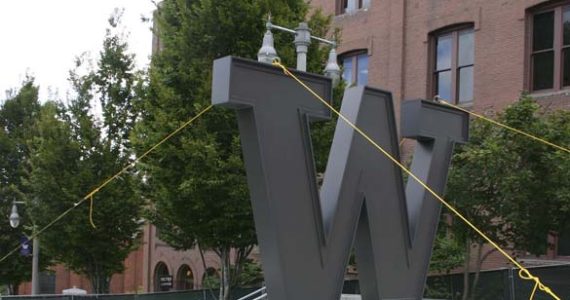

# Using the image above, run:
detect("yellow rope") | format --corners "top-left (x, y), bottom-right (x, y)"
top-left (436, 98), bottom-right (570, 154)
top-left (520, 269), bottom-right (541, 299)
top-left (89, 194), bottom-right (96, 229)
top-left (273, 61), bottom-right (561, 300)
top-left (84, 104), bottom-right (214, 201)
top-left (0, 104), bottom-right (213, 265)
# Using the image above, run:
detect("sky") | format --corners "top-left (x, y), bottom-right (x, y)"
top-left (0, 0), bottom-right (157, 102)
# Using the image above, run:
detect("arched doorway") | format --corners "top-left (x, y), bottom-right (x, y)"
top-left (154, 262), bottom-right (171, 292)
top-left (176, 264), bottom-right (194, 290)
top-left (201, 267), bottom-right (220, 289)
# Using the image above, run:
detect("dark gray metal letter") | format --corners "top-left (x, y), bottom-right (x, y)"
top-left (211, 56), bottom-right (468, 300)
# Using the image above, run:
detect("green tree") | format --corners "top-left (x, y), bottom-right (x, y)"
top-left (444, 96), bottom-right (570, 300)
top-left (133, 1), bottom-right (332, 298)
top-left (232, 258), bottom-right (263, 288)
top-left (0, 79), bottom-right (43, 294)
top-left (25, 13), bottom-right (144, 293)
top-left (428, 223), bottom-right (465, 275)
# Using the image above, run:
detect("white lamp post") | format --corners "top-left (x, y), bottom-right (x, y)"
top-left (293, 22), bottom-right (311, 71)
top-left (9, 202), bottom-right (39, 295)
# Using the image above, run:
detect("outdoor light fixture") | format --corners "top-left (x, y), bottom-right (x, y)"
top-left (9, 202), bottom-right (20, 228)
top-left (257, 20), bottom-right (279, 64)
top-left (7, 200), bottom-right (40, 295)
top-left (257, 15), bottom-right (341, 86)
top-left (324, 47), bottom-right (341, 87)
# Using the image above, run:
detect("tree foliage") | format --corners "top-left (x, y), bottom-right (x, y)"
top-left (0, 79), bottom-right (43, 294)
top-left (24, 13), bottom-right (144, 293)
top-left (439, 95), bottom-right (570, 299)
top-left (447, 96), bottom-right (570, 254)
top-left (133, 0), bottom-right (332, 298)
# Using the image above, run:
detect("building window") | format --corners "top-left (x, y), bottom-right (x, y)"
top-left (338, 0), bottom-right (371, 15)
top-left (529, 4), bottom-right (570, 92)
top-left (341, 52), bottom-right (369, 86)
top-left (154, 262), bottom-right (172, 292)
top-left (431, 27), bottom-right (474, 104)
top-left (176, 265), bottom-right (194, 290)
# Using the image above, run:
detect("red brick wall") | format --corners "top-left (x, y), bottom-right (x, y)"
top-left (312, 0), bottom-right (570, 112)
top-left (17, 224), bottom-right (223, 295)
top-left (109, 247), bottom-right (145, 293)
top-left (18, 250), bottom-right (143, 295)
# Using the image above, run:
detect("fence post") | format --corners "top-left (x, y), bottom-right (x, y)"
top-left (508, 268), bottom-right (516, 300)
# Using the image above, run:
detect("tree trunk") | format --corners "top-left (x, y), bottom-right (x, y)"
top-left (89, 264), bottom-right (110, 294)
top-left (461, 240), bottom-right (471, 300)
top-left (230, 249), bottom-right (240, 288)
top-left (89, 276), bottom-right (110, 294)
top-left (220, 247), bottom-right (231, 300)
top-left (8, 283), bottom-right (18, 295)
top-left (470, 246), bottom-right (498, 300)
top-left (231, 246), bottom-right (254, 288)
top-left (89, 276), bottom-right (109, 294)
top-left (469, 242), bottom-right (483, 300)
top-left (197, 244), bottom-right (218, 300)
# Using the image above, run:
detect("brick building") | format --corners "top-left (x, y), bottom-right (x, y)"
top-left (18, 224), bottom-right (225, 294)
top-left (309, 0), bottom-right (570, 271)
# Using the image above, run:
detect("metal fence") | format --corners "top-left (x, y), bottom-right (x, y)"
top-left (424, 265), bottom-right (570, 300)
top-left (339, 264), bottom-right (570, 299)
top-left (0, 288), bottom-right (259, 300)
top-left (4, 265), bottom-right (570, 300)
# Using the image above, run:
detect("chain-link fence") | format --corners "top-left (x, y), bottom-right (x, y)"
top-left (4, 266), bottom-right (570, 300)
top-left (424, 265), bottom-right (570, 300)
top-left (0, 288), bottom-right (259, 300)
top-left (339, 265), bottom-right (570, 299)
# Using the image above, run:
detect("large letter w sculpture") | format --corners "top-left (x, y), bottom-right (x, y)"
top-left (211, 57), bottom-right (469, 300)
